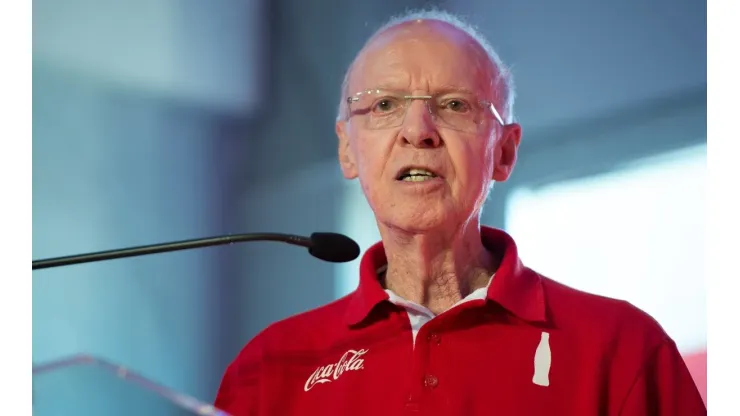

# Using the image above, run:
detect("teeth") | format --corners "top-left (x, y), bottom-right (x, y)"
top-left (407, 168), bottom-right (434, 176)
top-left (402, 175), bottom-right (435, 182)
top-left (398, 168), bottom-right (438, 181)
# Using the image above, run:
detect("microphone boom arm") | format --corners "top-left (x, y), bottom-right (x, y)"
top-left (32, 233), bottom-right (312, 270)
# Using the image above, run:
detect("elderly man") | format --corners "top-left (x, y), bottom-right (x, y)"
top-left (215, 10), bottom-right (705, 416)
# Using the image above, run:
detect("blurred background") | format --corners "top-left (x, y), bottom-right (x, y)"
top-left (32, 0), bottom-right (707, 409)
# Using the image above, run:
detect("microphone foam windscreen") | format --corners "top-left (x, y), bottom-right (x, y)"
top-left (308, 233), bottom-right (361, 263)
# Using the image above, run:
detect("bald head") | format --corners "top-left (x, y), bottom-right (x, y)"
top-left (337, 10), bottom-right (515, 124)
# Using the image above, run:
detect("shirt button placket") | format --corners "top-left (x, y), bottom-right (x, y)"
top-left (424, 329), bottom-right (441, 393)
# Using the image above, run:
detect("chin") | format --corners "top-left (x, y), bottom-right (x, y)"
top-left (383, 206), bottom-right (454, 234)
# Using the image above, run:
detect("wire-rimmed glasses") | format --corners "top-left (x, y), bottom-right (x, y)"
top-left (346, 88), bottom-right (504, 133)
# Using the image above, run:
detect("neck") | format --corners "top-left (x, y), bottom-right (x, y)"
top-left (380, 221), bottom-right (499, 315)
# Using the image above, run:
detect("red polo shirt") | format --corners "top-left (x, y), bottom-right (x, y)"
top-left (214, 227), bottom-right (705, 415)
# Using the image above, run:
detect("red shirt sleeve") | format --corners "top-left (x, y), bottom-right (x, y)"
top-left (619, 339), bottom-right (707, 415)
top-left (214, 337), bottom-right (264, 416)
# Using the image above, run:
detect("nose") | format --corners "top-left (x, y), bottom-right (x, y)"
top-left (398, 99), bottom-right (441, 148)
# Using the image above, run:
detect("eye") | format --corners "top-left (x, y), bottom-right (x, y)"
top-left (442, 99), bottom-right (470, 113)
top-left (372, 97), bottom-right (401, 113)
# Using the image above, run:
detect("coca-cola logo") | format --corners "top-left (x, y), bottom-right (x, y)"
top-left (303, 349), bottom-right (368, 392)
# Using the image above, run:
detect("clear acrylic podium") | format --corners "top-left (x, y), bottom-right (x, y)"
top-left (33, 354), bottom-right (232, 416)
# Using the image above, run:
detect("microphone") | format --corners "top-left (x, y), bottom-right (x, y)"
top-left (32, 232), bottom-right (361, 270)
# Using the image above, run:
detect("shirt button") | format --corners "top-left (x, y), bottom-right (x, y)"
top-left (424, 375), bottom-right (439, 388)
top-left (428, 332), bottom-right (441, 345)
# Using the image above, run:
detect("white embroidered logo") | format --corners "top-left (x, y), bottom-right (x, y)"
top-left (304, 349), bottom-right (368, 392)
top-left (532, 331), bottom-right (551, 387)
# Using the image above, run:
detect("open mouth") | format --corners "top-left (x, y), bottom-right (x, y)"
top-left (396, 168), bottom-right (440, 182)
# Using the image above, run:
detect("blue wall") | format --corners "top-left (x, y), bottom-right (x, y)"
top-left (32, 63), bottom-right (230, 399)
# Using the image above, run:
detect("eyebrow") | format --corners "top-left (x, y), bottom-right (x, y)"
top-left (433, 86), bottom-right (479, 96)
top-left (356, 85), bottom-right (480, 96)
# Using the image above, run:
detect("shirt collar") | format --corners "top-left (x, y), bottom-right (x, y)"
top-left (344, 226), bottom-right (547, 326)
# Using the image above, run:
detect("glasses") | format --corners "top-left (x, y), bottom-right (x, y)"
top-left (346, 89), bottom-right (504, 133)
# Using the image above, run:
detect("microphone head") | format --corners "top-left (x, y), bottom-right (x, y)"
top-left (308, 232), bottom-right (361, 263)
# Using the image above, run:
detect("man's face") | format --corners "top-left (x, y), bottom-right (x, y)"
top-left (337, 21), bottom-right (521, 233)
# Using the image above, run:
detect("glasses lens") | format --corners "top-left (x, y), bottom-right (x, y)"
top-left (348, 90), bottom-right (494, 133)
top-left (350, 90), bottom-right (406, 129)
top-left (431, 94), bottom-right (489, 133)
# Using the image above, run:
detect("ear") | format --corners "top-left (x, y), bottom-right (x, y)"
top-left (492, 123), bottom-right (522, 182)
top-left (336, 121), bottom-right (358, 179)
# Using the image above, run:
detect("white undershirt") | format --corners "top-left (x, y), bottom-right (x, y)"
top-left (384, 276), bottom-right (493, 345)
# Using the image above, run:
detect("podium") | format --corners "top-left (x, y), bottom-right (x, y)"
top-left (33, 354), bottom-right (232, 416)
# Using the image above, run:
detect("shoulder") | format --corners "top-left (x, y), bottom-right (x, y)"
top-left (537, 269), bottom-right (670, 358)
top-left (534, 270), bottom-right (704, 411)
top-left (229, 294), bottom-right (356, 368)
top-left (216, 296), bottom-right (357, 411)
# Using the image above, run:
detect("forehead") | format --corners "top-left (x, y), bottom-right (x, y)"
top-left (350, 20), bottom-right (494, 94)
